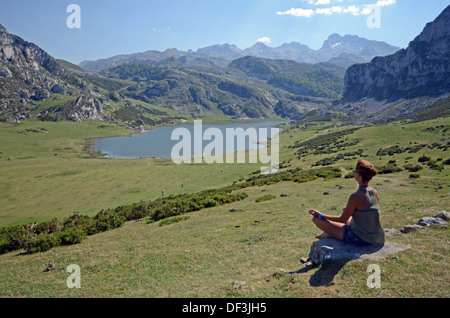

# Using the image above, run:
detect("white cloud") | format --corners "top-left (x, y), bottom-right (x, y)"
top-left (277, 8), bottom-right (315, 18)
top-left (277, 0), bottom-right (396, 17)
top-left (257, 36), bottom-right (272, 44)
top-left (376, 0), bottom-right (396, 7)
top-left (315, 8), bottom-right (334, 15)
top-left (311, 0), bottom-right (331, 5)
top-left (343, 5), bottom-right (361, 16)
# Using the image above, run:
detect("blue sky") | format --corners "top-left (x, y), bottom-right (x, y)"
top-left (0, 0), bottom-right (448, 64)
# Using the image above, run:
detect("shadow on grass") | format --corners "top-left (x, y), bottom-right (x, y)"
top-left (289, 260), bottom-right (349, 287)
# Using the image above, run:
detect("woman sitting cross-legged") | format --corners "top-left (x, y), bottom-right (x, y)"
top-left (309, 160), bottom-right (385, 246)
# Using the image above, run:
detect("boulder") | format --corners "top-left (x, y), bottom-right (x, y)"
top-left (401, 224), bottom-right (425, 233)
top-left (384, 228), bottom-right (401, 237)
top-left (51, 84), bottom-right (64, 94)
top-left (434, 211), bottom-right (450, 221)
top-left (417, 217), bottom-right (448, 227)
top-left (308, 238), bottom-right (410, 265)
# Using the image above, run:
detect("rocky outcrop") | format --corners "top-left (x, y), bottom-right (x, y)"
top-left (0, 24), bottom-right (65, 76)
top-left (307, 211), bottom-right (448, 265)
top-left (308, 239), bottom-right (410, 265)
top-left (0, 23), bottom-right (103, 122)
top-left (401, 211), bottom-right (449, 233)
top-left (343, 5), bottom-right (450, 102)
top-left (38, 95), bottom-right (104, 122)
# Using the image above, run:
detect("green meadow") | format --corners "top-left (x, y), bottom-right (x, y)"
top-left (0, 116), bottom-right (449, 298)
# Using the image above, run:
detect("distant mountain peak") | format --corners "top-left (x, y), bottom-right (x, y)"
top-left (250, 42), bottom-right (270, 48)
top-left (322, 33), bottom-right (366, 49)
top-left (163, 48), bottom-right (180, 54)
top-left (79, 33), bottom-right (400, 71)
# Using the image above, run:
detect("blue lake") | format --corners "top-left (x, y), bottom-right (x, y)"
top-left (92, 120), bottom-right (287, 159)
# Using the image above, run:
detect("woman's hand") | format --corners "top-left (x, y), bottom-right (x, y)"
top-left (309, 209), bottom-right (321, 218)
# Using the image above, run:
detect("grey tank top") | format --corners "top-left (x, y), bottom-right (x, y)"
top-left (349, 187), bottom-right (385, 245)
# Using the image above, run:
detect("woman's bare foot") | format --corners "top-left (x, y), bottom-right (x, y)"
top-left (315, 232), bottom-right (332, 240)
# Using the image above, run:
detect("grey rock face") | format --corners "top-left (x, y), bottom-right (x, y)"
top-left (0, 23), bottom-right (102, 122)
top-left (343, 5), bottom-right (450, 102)
top-left (308, 238), bottom-right (410, 265)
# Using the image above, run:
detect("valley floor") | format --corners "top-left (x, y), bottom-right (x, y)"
top-left (0, 116), bottom-right (449, 298)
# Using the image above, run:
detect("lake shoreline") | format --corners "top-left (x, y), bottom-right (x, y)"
top-left (89, 120), bottom-right (289, 160)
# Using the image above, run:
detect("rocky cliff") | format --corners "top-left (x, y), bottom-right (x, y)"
top-left (343, 5), bottom-right (450, 102)
top-left (0, 23), bottom-right (103, 122)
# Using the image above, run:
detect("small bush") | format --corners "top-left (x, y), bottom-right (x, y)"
top-left (63, 214), bottom-right (96, 234)
top-left (93, 210), bottom-right (126, 233)
top-left (24, 233), bottom-right (59, 254)
top-left (35, 219), bottom-right (63, 235)
top-left (255, 194), bottom-right (276, 202)
top-left (0, 235), bottom-right (11, 254)
top-left (377, 146), bottom-right (403, 156)
top-left (0, 225), bottom-right (28, 254)
top-left (378, 163), bottom-right (403, 174)
top-left (409, 173), bottom-right (420, 179)
top-left (344, 172), bottom-right (354, 178)
top-left (403, 164), bottom-right (423, 172)
top-left (158, 216), bottom-right (190, 227)
top-left (418, 155), bottom-right (431, 163)
top-left (427, 160), bottom-right (444, 171)
top-left (57, 227), bottom-right (87, 246)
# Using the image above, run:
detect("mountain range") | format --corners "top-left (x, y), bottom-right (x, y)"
top-left (79, 33), bottom-right (400, 71)
top-left (1, 4), bottom-right (449, 125)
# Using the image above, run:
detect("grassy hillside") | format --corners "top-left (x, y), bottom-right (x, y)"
top-left (0, 116), bottom-right (449, 298)
top-left (0, 120), bottom-right (265, 226)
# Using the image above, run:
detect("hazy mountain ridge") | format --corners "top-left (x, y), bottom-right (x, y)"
top-left (79, 33), bottom-right (400, 71)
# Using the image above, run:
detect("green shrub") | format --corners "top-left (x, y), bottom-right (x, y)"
top-left (403, 164), bottom-right (423, 172)
top-left (316, 167), bottom-right (342, 180)
top-left (0, 235), bottom-right (11, 254)
top-left (377, 146), bottom-right (403, 156)
top-left (115, 201), bottom-right (158, 221)
top-left (158, 216), bottom-right (190, 227)
top-left (427, 160), bottom-right (444, 171)
top-left (344, 172), bottom-right (354, 178)
top-left (63, 214), bottom-right (96, 234)
top-left (418, 155), bottom-right (431, 163)
top-left (35, 219), bottom-right (63, 235)
top-left (0, 225), bottom-right (28, 254)
top-left (93, 210), bottom-right (126, 233)
top-left (255, 194), bottom-right (276, 202)
top-left (377, 163), bottom-right (403, 174)
top-left (24, 233), bottom-right (59, 254)
top-left (57, 227), bottom-right (87, 246)
top-left (409, 173), bottom-right (421, 179)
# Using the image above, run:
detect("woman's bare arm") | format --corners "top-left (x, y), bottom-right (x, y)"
top-left (310, 193), bottom-right (358, 224)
